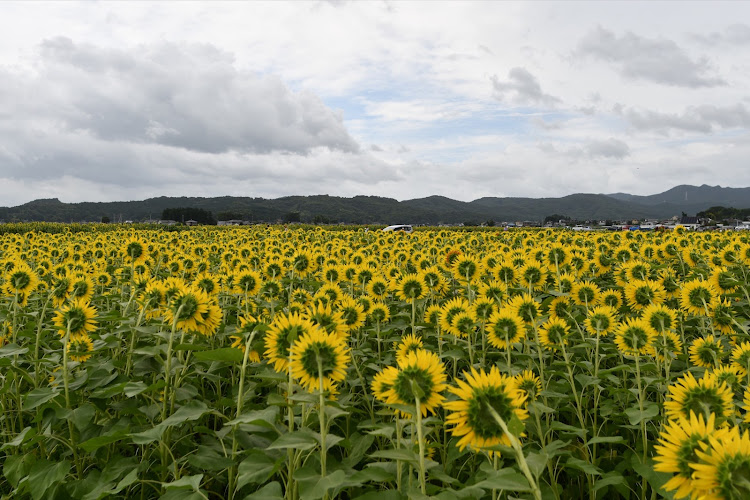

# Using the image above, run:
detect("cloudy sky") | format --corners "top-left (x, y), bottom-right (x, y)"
top-left (2, 1), bottom-right (750, 206)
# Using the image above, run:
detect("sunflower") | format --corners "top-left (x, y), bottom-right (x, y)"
top-left (710, 365), bottom-right (741, 394)
top-left (382, 349), bottom-right (447, 416)
top-left (709, 266), bottom-right (739, 295)
top-left (124, 238), bottom-right (148, 265)
top-left (53, 298), bottom-right (97, 338)
top-left (67, 334), bottom-right (94, 363)
top-left (290, 251), bottom-right (315, 278)
top-left (450, 311), bottom-right (477, 339)
top-left (164, 287), bottom-right (216, 335)
top-left (337, 296), bottom-right (366, 332)
top-left (600, 289), bottom-right (623, 310)
top-left (663, 372), bottom-right (734, 423)
top-left (689, 335), bottom-right (725, 369)
top-left (452, 255), bottom-right (482, 284)
top-left (554, 273), bottom-right (577, 294)
top-left (584, 305), bottom-right (617, 337)
top-left (478, 280), bottom-right (508, 304)
top-left (68, 273), bottom-right (95, 303)
top-left (548, 296), bottom-right (574, 322)
top-left (259, 279), bottom-right (283, 300)
top-left (234, 270), bottom-right (262, 296)
top-left (515, 370), bottom-right (542, 403)
top-left (395, 273), bottom-right (427, 303)
top-left (653, 411), bottom-right (728, 499)
top-left (444, 366), bottom-right (528, 453)
top-left (518, 262), bottom-right (547, 291)
top-left (290, 326), bottom-right (349, 393)
top-left (486, 310), bottom-right (526, 349)
top-left (651, 331), bottom-right (683, 363)
top-left (194, 272), bottom-right (220, 297)
top-left (314, 283), bottom-right (344, 306)
top-left (3, 261), bottom-right (39, 298)
top-left (439, 298), bottom-right (471, 336)
top-left (505, 294), bottom-right (539, 325)
top-left (539, 317), bottom-right (572, 351)
top-left (371, 366), bottom-right (399, 404)
top-left (624, 279), bottom-right (666, 311)
top-left (613, 318), bottom-right (656, 356)
top-left (368, 301), bottom-right (391, 324)
top-left (366, 276), bottom-right (390, 300)
top-left (473, 297), bottom-right (496, 325)
top-left (571, 280), bottom-right (601, 307)
top-left (495, 260), bottom-right (517, 287)
top-left (680, 279), bottom-right (720, 316)
top-left (711, 299), bottom-right (737, 335)
top-left (304, 302), bottom-right (347, 339)
top-left (421, 266), bottom-right (447, 296)
top-left (641, 304), bottom-right (678, 334)
top-left (731, 342), bottom-right (750, 377)
top-left (658, 268), bottom-right (681, 299)
top-left (264, 313), bottom-right (315, 373)
top-left (545, 243), bottom-right (571, 270)
top-left (395, 333), bottom-right (424, 363)
top-left (691, 427), bottom-right (750, 500)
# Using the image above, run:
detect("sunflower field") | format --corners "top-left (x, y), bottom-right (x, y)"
top-left (2, 224), bottom-right (750, 500)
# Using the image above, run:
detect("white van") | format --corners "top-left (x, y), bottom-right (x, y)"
top-left (382, 224), bottom-right (413, 233)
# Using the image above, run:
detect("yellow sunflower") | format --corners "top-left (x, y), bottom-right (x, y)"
top-left (689, 335), bottom-right (725, 369)
top-left (614, 318), bottom-right (656, 356)
top-left (264, 313), bottom-right (315, 373)
top-left (663, 372), bottom-right (734, 423)
top-left (53, 298), bottom-right (97, 338)
top-left (486, 309), bottom-right (526, 348)
top-left (290, 326), bottom-right (349, 393)
top-left (680, 279), bottom-right (720, 316)
top-left (691, 427), bottom-right (750, 500)
top-left (444, 366), bottom-right (528, 453)
top-left (380, 349), bottom-right (447, 416)
top-left (654, 411), bottom-right (728, 500)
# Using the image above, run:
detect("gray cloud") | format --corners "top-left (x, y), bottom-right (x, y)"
top-left (578, 27), bottom-right (725, 87)
top-left (19, 37), bottom-right (359, 155)
top-left (491, 67), bottom-right (559, 106)
top-left (585, 138), bottom-right (630, 159)
top-left (694, 24), bottom-right (750, 45)
top-left (624, 104), bottom-right (750, 133)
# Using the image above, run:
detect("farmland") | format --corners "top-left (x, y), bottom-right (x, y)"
top-left (1, 223), bottom-right (750, 499)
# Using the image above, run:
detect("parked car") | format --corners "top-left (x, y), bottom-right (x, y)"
top-left (382, 224), bottom-right (413, 233)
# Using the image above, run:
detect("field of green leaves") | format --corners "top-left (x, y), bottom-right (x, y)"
top-left (2, 223), bottom-right (750, 500)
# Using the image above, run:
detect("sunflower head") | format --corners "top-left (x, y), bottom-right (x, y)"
top-left (53, 298), bottom-right (97, 338)
top-left (395, 333), bottom-right (424, 363)
top-left (585, 305), bottom-right (617, 337)
top-left (515, 370), bottom-right (542, 403)
top-left (680, 279), bottom-right (720, 316)
top-left (264, 313), bottom-right (315, 373)
top-left (387, 349), bottom-right (447, 416)
top-left (539, 317), bottom-right (572, 351)
top-left (445, 366), bottom-right (528, 453)
top-left (664, 372), bottom-right (734, 424)
top-left (614, 318), bottom-right (656, 356)
top-left (487, 310), bottom-right (526, 349)
top-left (689, 335), bottom-right (726, 369)
top-left (290, 326), bottom-right (350, 393)
top-left (67, 334), bottom-right (94, 363)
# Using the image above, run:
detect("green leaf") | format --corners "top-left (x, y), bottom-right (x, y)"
top-left (507, 414), bottom-right (525, 437)
top-left (236, 451), bottom-right (281, 489)
top-left (301, 470), bottom-right (347, 500)
top-left (3, 454), bottom-right (29, 488)
top-left (243, 481), bottom-right (283, 500)
top-left (193, 347), bottom-right (244, 363)
top-left (163, 474), bottom-right (203, 491)
top-left (525, 451), bottom-right (549, 478)
top-left (624, 402), bottom-right (660, 425)
top-left (23, 387), bottom-right (59, 410)
top-left (225, 406), bottom-right (279, 430)
top-left (474, 468), bottom-right (531, 491)
top-left (80, 428), bottom-right (131, 452)
top-left (123, 381), bottom-right (149, 397)
top-left (1, 426), bottom-right (36, 451)
top-left (131, 401), bottom-right (209, 444)
top-left (564, 457), bottom-right (602, 476)
top-left (594, 472), bottom-right (627, 492)
top-left (0, 343), bottom-right (28, 357)
top-left (28, 460), bottom-right (70, 500)
top-left (187, 446), bottom-right (235, 471)
top-left (266, 429), bottom-right (319, 451)
top-left (71, 403), bottom-right (97, 432)
top-left (370, 448), bottom-right (419, 463)
top-left (587, 435), bottom-right (626, 446)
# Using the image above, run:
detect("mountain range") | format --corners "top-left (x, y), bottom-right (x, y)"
top-left (2, 184), bottom-right (750, 225)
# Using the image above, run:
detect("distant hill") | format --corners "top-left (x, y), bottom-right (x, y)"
top-left (2, 184), bottom-right (750, 224)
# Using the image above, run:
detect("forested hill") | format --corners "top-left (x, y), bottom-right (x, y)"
top-left (2, 184), bottom-right (750, 224)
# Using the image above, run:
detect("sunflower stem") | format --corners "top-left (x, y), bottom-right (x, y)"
top-left (228, 331), bottom-right (256, 500)
top-left (63, 320), bottom-right (83, 479)
top-left (316, 351), bottom-right (327, 484)
top-left (486, 405), bottom-right (542, 500)
top-left (415, 397), bottom-right (427, 495)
